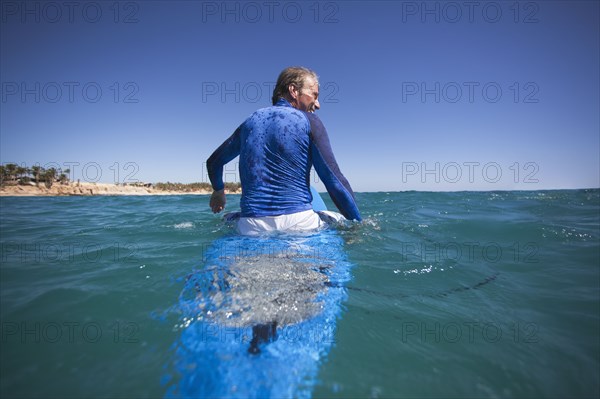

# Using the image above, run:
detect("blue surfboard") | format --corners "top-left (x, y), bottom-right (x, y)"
top-left (310, 185), bottom-right (327, 212)
top-left (166, 190), bottom-right (352, 398)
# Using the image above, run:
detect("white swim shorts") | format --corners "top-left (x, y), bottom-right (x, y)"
top-left (233, 209), bottom-right (345, 236)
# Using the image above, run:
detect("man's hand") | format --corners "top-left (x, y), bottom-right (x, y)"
top-left (210, 189), bottom-right (226, 213)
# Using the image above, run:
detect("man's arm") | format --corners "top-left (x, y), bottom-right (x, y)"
top-left (307, 113), bottom-right (362, 221)
top-left (206, 125), bottom-right (242, 213)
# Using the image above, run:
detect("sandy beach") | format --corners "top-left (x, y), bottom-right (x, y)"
top-left (0, 182), bottom-right (239, 197)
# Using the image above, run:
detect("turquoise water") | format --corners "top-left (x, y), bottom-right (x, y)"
top-left (1, 190), bottom-right (598, 398)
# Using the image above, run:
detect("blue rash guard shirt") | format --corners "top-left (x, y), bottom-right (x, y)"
top-left (207, 98), bottom-right (361, 221)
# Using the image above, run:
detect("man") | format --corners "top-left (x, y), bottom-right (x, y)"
top-left (206, 66), bottom-right (361, 235)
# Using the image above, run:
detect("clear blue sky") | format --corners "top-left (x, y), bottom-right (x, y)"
top-left (1, 0), bottom-right (598, 192)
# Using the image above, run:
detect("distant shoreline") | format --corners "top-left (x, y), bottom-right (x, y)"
top-left (1, 183), bottom-right (597, 197)
top-left (0, 182), bottom-right (241, 197)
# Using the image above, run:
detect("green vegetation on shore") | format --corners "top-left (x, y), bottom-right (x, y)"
top-left (0, 163), bottom-right (242, 193)
top-left (0, 163), bottom-right (70, 188)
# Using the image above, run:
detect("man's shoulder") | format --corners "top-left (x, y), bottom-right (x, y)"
top-left (249, 104), bottom-right (283, 117)
top-left (304, 111), bottom-right (323, 122)
top-left (303, 111), bottom-right (326, 131)
top-left (249, 104), bottom-right (309, 122)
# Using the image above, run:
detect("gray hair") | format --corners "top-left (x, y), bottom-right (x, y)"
top-left (271, 66), bottom-right (319, 105)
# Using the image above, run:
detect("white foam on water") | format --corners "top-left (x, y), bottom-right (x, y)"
top-left (196, 254), bottom-right (329, 327)
top-left (173, 222), bottom-right (194, 229)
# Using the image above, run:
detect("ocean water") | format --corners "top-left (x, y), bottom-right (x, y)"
top-left (0, 190), bottom-right (598, 398)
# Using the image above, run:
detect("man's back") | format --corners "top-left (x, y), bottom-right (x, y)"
top-left (239, 102), bottom-right (314, 217)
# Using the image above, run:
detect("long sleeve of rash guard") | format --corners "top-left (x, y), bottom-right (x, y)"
top-left (206, 126), bottom-right (242, 191)
top-left (306, 113), bottom-right (362, 221)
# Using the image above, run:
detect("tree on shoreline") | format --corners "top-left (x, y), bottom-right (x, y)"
top-left (31, 165), bottom-right (42, 185)
top-left (0, 164), bottom-right (70, 188)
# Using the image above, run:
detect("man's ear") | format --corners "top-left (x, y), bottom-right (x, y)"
top-left (288, 84), bottom-right (299, 99)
